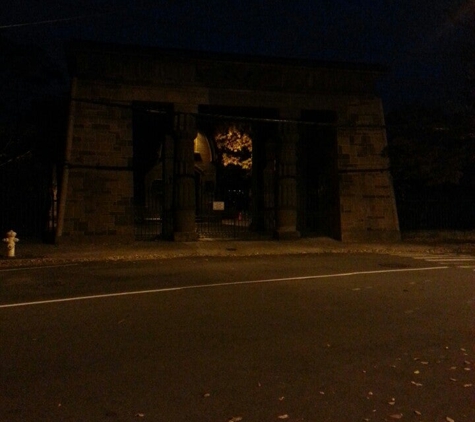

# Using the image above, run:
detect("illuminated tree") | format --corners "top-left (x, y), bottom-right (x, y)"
top-left (214, 124), bottom-right (252, 171)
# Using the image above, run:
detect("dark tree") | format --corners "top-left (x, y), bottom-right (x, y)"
top-left (0, 33), bottom-right (64, 164)
top-left (0, 34), bottom-right (65, 239)
top-left (386, 106), bottom-right (474, 191)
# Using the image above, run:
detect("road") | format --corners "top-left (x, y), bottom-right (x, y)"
top-left (0, 252), bottom-right (474, 421)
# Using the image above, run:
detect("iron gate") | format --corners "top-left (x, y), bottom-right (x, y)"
top-left (0, 156), bottom-right (55, 241)
top-left (134, 180), bottom-right (165, 240)
top-left (196, 187), bottom-right (274, 240)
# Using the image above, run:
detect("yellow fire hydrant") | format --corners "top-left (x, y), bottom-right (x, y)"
top-left (3, 230), bottom-right (19, 258)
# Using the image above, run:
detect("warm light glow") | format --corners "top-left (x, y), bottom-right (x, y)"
top-left (194, 132), bottom-right (212, 163)
top-left (214, 124), bottom-right (252, 170)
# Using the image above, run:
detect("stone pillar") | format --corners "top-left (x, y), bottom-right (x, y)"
top-left (336, 100), bottom-right (401, 242)
top-left (173, 112), bottom-right (198, 241)
top-left (274, 121), bottom-right (300, 239)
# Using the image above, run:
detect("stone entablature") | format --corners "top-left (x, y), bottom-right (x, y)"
top-left (68, 41), bottom-right (382, 95)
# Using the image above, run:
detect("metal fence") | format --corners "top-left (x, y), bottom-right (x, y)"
top-left (0, 156), bottom-right (55, 241)
top-left (4, 156), bottom-right (474, 241)
top-left (196, 189), bottom-right (274, 240)
top-left (134, 189), bottom-right (274, 241)
top-left (397, 196), bottom-right (475, 231)
top-left (134, 181), bottom-right (165, 240)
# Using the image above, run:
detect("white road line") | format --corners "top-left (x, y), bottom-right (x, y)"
top-left (0, 264), bottom-right (78, 272)
top-left (0, 266), bottom-right (448, 309)
top-left (409, 255), bottom-right (460, 258)
top-left (424, 258), bottom-right (475, 262)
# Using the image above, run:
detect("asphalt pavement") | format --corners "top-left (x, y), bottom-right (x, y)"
top-left (1, 252), bottom-right (474, 421)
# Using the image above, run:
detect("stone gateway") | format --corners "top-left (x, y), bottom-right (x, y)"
top-left (57, 41), bottom-right (400, 243)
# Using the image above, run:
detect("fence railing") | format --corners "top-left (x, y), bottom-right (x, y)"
top-left (196, 190), bottom-right (274, 240)
top-left (397, 197), bottom-right (475, 231)
top-left (0, 157), bottom-right (55, 241)
top-left (4, 162), bottom-right (475, 241)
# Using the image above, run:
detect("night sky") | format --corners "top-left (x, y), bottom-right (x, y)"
top-left (1, 0), bottom-right (473, 111)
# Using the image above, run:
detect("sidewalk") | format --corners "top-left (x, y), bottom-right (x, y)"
top-left (1, 233), bottom-right (474, 268)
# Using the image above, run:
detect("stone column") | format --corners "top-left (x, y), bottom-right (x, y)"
top-left (275, 121), bottom-right (300, 239)
top-left (173, 112), bottom-right (198, 241)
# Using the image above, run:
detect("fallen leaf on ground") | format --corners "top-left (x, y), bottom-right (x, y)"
top-left (446, 417), bottom-right (455, 422)
top-left (228, 417), bottom-right (243, 422)
top-left (411, 381), bottom-right (423, 387)
top-left (278, 415), bottom-right (289, 419)
top-left (414, 410), bottom-right (422, 416)
top-left (390, 414), bottom-right (403, 419)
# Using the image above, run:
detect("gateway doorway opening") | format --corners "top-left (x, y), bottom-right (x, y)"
top-left (297, 110), bottom-right (340, 239)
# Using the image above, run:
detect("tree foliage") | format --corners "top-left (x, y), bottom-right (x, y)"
top-left (386, 11), bottom-right (475, 194)
top-left (214, 124), bottom-right (253, 171)
top-left (386, 106), bottom-right (475, 192)
top-left (0, 34), bottom-right (63, 164)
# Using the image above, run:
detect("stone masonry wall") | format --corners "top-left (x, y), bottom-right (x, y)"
top-left (337, 98), bottom-right (400, 241)
top-left (62, 84), bottom-right (135, 240)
